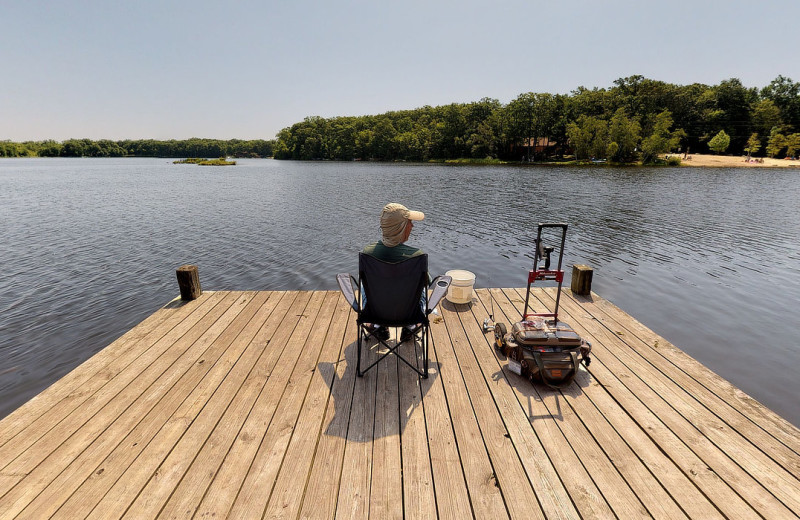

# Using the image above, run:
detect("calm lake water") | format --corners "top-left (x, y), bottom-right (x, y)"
top-left (1, 158), bottom-right (799, 426)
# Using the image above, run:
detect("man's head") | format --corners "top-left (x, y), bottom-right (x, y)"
top-left (380, 202), bottom-right (424, 247)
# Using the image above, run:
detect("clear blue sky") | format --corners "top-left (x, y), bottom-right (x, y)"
top-left (2, 0), bottom-right (798, 141)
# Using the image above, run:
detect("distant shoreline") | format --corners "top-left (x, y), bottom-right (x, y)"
top-left (3, 154), bottom-right (799, 169)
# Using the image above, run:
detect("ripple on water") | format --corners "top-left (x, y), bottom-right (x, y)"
top-left (1, 159), bottom-right (799, 426)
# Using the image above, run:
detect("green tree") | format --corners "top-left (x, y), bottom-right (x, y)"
top-left (37, 140), bottom-right (63, 157)
top-left (565, 121), bottom-right (588, 159)
top-left (571, 86), bottom-right (612, 119)
top-left (606, 141), bottom-right (619, 160)
top-left (751, 99), bottom-right (783, 141)
top-left (0, 141), bottom-right (19, 157)
top-left (761, 76), bottom-right (800, 133)
top-left (708, 130), bottom-right (730, 154)
top-left (669, 82), bottom-right (711, 155)
top-left (641, 110), bottom-right (685, 163)
top-left (506, 93), bottom-right (536, 161)
top-left (567, 115), bottom-right (609, 160)
top-left (61, 139), bottom-right (86, 157)
top-left (744, 133), bottom-right (761, 158)
top-left (766, 128), bottom-right (786, 157)
top-left (464, 97), bottom-right (501, 158)
top-left (712, 78), bottom-right (757, 153)
top-left (607, 108), bottom-right (641, 162)
top-left (785, 133), bottom-right (800, 158)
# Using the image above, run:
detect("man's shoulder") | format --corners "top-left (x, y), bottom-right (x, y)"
top-left (361, 241), bottom-right (382, 255)
top-left (362, 241), bottom-right (424, 262)
top-left (396, 244), bottom-right (424, 258)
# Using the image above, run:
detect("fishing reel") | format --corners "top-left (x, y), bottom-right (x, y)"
top-left (536, 238), bottom-right (555, 270)
top-left (482, 317), bottom-right (495, 333)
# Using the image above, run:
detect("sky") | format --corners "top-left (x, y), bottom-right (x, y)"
top-left (2, 0), bottom-right (798, 142)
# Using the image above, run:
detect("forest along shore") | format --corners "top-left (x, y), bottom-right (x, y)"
top-left (673, 153), bottom-right (800, 168)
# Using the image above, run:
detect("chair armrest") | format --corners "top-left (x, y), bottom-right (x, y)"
top-left (336, 273), bottom-right (360, 312)
top-left (427, 275), bottom-right (452, 314)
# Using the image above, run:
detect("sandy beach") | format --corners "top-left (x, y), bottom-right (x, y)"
top-left (672, 153), bottom-right (800, 168)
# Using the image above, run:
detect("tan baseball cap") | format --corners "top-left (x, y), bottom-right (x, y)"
top-left (381, 203), bottom-right (424, 225)
top-left (380, 203), bottom-right (424, 246)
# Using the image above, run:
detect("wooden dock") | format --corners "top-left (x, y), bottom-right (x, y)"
top-left (1, 288), bottom-right (799, 519)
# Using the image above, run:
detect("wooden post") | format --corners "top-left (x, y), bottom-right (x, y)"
top-left (570, 264), bottom-right (593, 296)
top-left (176, 264), bottom-right (202, 300)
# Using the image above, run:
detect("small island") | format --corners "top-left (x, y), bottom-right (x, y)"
top-left (173, 157), bottom-right (236, 166)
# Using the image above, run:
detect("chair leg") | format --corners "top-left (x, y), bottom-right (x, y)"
top-left (423, 325), bottom-right (429, 379)
top-left (357, 322), bottom-right (363, 377)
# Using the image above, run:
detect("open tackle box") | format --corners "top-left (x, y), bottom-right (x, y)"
top-left (493, 223), bottom-right (591, 388)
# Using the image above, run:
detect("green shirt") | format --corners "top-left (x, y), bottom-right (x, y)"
top-left (362, 241), bottom-right (424, 263)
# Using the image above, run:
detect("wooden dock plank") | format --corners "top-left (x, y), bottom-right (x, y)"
top-left (48, 292), bottom-right (283, 519)
top-left (397, 340), bottom-right (436, 520)
top-left (76, 291), bottom-right (263, 519)
top-left (487, 289), bottom-right (652, 519)
top-left (530, 289), bottom-right (752, 519)
top-left (464, 291), bottom-right (610, 520)
top-left (519, 288), bottom-right (711, 518)
top-left (0, 294), bottom-right (186, 448)
top-left (427, 302), bottom-right (508, 519)
top-left (0, 291), bottom-right (242, 516)
top-left (1, 287), bottom-right (798, 520)
top-left (442, 299), bottom-right (581, 520)
top-left (262, 293), bottom-right (351, 519)
top-left (525, 287), bottom-right (796, 519)
top-left (591, 295), bottom-right (800, 452)
top-left (414, 321), bottom-right (473, 520)
top-left (127, 290), bottom-right (288, 519)
top-left (56, 291), bottom-right (297, 519)
top-left (439, 301), bottom-right (546, 520)
top-left (520, 289), bottom-right (730, 516)
top-left (212, 291), bottom-right (329, 519)
top-left (369, 342), bottom-right (403, 519)
top-left (478, 291), bottom-right (616, 520)
top-left (530, 287), bottom-right (800, 516)
top-left (189, 291), bottom-right (312, 519)
top-left (334, 336), bottom-right (378, 519)
top-left (297, 305), bottom-right (359, 520)
top-left (584, 291), bottom-right (800, 476)
top-left (0, 291), bottom-right (229, 473)
top-left (224, 290), bottom-right (337, 518)
top-left (19, 291), bottom-right (282, 520)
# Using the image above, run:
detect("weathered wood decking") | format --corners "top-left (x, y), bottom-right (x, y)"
top-left (1, 288), bottom-right (799, 519)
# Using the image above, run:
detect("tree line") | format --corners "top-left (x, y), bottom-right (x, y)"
top-left (0, 138), bottom-right (275, 159)
top-left (273, 75), bottom-right (800, 162)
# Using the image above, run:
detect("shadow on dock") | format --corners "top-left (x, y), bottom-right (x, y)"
top-left (317, 337), bottom-right (440, 441)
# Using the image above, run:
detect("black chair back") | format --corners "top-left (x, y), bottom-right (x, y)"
top-left (358, 253), bottom-right (427, 326)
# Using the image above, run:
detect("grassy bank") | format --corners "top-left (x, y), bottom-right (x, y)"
top-left (174, 157), bottom-right (237, 166)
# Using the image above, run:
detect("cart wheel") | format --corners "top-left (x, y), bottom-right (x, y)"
top-left (520, 358), bottom-right (531, 378)
top-left (494, 322), bottom-right (507, 351)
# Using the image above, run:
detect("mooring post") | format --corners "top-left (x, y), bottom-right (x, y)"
top-left (570, 264), bottom-right (593, 295)
top-left (176, 264), bottom-right (202, 300)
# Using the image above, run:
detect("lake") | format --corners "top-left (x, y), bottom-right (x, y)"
top-left (1, 158), bottom-right (799, 427)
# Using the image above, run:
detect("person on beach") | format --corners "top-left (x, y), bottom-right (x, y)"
top-left (362, 202), bottom-right (426, 340)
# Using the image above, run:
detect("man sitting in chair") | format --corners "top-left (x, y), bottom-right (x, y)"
top-left (362, 202), bottom-right (426, 341)
top-left (338, 203), bottom-right (450, 378)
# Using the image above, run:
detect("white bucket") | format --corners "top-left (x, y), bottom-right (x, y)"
top-left (445, 269), bottom-right (476, 304)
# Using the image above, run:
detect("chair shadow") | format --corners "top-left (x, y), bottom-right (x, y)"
top-left (491, 346), bottom-right (592, 422)
top-left (317, 333), bottom-right (440, 442)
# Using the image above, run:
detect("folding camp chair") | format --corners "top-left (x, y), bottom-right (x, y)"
top-left (337, 253), bottom-right (451, 378)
